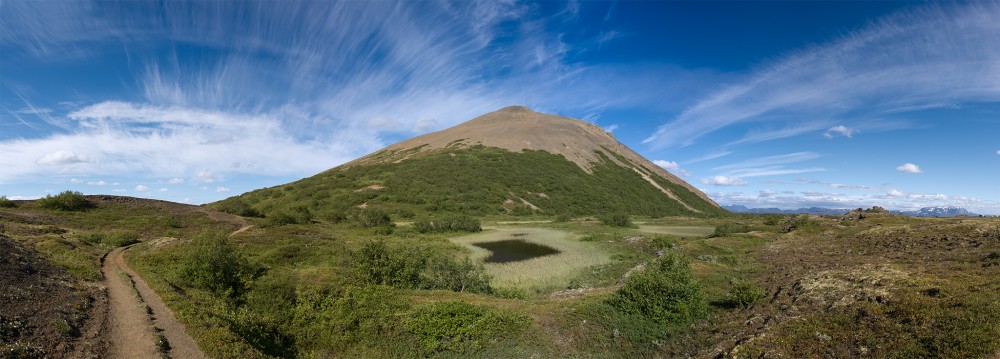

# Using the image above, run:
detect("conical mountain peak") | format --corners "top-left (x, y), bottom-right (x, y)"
top-left (349, 106), bottom-right (717, 209)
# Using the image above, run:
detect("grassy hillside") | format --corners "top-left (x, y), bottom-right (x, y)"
top-left (213, 145), bottom-right (727, 219)
top-left (4, 195), bottom-right (999, 358)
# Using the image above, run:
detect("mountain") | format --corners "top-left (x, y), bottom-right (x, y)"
top-left (722, 205), bottom-right (850, 215)
top-left (893, 207), bottom-right (977, 217)
top-left (723, 205), bottom-right (979, 217)
top-left (217, 106), bottom-right (725, 218)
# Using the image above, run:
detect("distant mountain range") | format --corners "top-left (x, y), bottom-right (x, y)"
top-left (723, 205), bottom-right (980, 217)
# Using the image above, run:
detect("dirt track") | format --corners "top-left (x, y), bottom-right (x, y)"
top-left (102, 247), bottom-right (206, 359)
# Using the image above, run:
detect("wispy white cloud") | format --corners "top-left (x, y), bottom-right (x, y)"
top-left (603, 124), bottom-right (619, 133)
top-left (823, 125), bottom-right (856, 139)
top-left (684, 151), bottom-right (732, 164)
top-left (829, 183), bottom-right (879, 191)
top-left (896, 162), bottom-right (923, 174)
top-left (701, 176), bottom-right (747, 187)
top-left (1, 0), bottom-right (697, 189)
top-left (712, 152), bottom-right (825, 178)
top-left (215, 186), bottom-right (231, 193)
top-left (0, 102), bottom-right (361, 182)
top-left (35, 150), bottom-right (91, 165)
top-left (135, 184), bottom-right (149, 192)
top-left (167, 178), bottom-right (184, 184)
top-left (653, 160), bottom-right (691, 177)
top-left (644, 3), bottom-right (1000, 148)
top-left (728, 121), bottom-right (832, 146)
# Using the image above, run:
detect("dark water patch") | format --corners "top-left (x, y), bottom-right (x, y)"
top-left (473, 239), bottom-right (560, 263)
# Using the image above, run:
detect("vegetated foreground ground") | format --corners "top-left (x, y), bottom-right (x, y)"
top-left (2, 198), bottom-right (999, 358)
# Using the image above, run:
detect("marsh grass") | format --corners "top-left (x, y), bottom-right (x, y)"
top-left (638, 225), bottom-right (715, 237)
top-left (451, 227), bottom-right (612, 294)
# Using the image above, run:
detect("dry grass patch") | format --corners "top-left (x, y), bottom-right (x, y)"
top-left (637, 225), bottom-right (714, 237)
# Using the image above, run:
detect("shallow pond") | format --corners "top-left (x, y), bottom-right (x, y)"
top-left (450, 227), bottom-right (611, 292)
top-left (473, 239), bottom-right (560, 263)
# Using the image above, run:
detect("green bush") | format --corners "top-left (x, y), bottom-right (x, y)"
top-left (351, 240), bottom-right (491, 293)
top-left (781, 215), bottom-right (821, 233)
top-left (352, 240), bottom-right (424, 288)
top-left (762, 214), bottom-right (783, 226)
top-left (0, 196), bottom-right (15, 208)
top-left (724, 278), bottom-right (766, 308)
top-left (37, 191), bottom-right (91, 211)
top-left (214, 198), bottom-right (263, 217)
top-left (79, 230), bottom-right (140, 248)
top-left (601, 213), bottom-right (633, 227)
top-left (266, 205), bottom-right (313, 226)
top-left (350, 208), bottom-right (394, 228)
top-left (420, 257), bottom-right (491, 293)
top-left (179, 231), bottom-right (261, 299)
top-left (554, 213), bottom-right (573, 222)
top-left (403, 301), bottom-right (526, 355)
top-left (413, 215), bottom-right (482, 233)
top-left (609, 254), bottom-right (707, 324)
top-left (712, 222), bottom-right (750, 237)
top-left (292, 285), bottom-right (405, 349)
top-left (320, 209), bottom-right (347, 223)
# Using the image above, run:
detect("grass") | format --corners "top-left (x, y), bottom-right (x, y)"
top-left (215, 146), bottom-right (727, 219)
top-left (6, 197), bottom-right (1000, 358)
top-left (637, 224), bottom-right (715, 237)
top-left (450, 227), bottom-right (613, 294)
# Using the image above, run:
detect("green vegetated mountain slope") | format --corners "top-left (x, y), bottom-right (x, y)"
top-left (215, 106), bottom-right (726, 218)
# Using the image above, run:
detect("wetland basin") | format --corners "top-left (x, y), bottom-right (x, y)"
top-left (473, 239), bottom-right (560, 263)
top-left (451, 227), bottom-right (611, 293)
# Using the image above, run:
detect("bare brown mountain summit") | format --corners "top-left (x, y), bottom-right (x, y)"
top-left (351, 106), bottom-right (717, 210)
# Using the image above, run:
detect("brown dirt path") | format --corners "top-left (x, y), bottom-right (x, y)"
top-left (102, 247), bottom-right (206, 359)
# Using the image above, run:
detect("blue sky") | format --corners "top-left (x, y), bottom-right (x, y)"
top-left (2, 1), bottom-right (999, 214)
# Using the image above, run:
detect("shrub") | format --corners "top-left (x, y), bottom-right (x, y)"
top-left (351, 240), bottom-right (492, 293)
top-left (724, 278), bottom-right (767, 308)
top-left (0, 196), bottom-right (15, 208)
top-left (79, 230), bottom-right (140, 248)
top-left (292, 285), bottom-right (404, 348)
top-left (352, 240), bottom-right (423, 288)
top-left (762, 214), bottom-right (783, 226)
top-left (781, 215), bottom-right (821, 233)
top-left (608, 254), bottom-right (707, 324)
top-left (601, 213), bottom-right (633, 227)
top-left (403, 301), bottom-right (525, 355)
top-left (420, 257), bottom-right (491, 293)
top-left (413, 215), bottom-right (482, 233)
top-left (179, 231), bottom-right (260, 299)
top-left (350, 208), bottom-right (394, 228)
top-left (712, 222), bottom-right (750, 237)
top-left (554, 213), bottom-right (573, 222)
top-left (215, 198), bottom-right (263, 217)
top-left (266, 205), bottom-right (313, 226)
top-left (37, 191), bottom-right (91, 211)
top-left (321, 209), bottom-right (347, 223)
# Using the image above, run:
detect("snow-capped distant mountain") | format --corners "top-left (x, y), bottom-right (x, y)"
top-left (723, 205), bottom-right (979, 217)
top-left (893, 207), bottom-right (977, 217)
